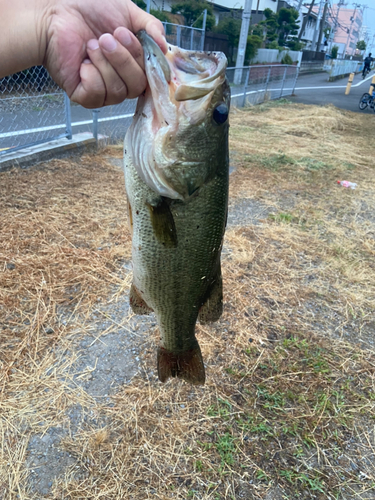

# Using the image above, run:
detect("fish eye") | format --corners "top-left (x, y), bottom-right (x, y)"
top-left (213, 103), bottom-right (228, 124)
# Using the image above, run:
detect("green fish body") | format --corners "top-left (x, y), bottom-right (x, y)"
top-left (124, 32), bottom-right (230, 385)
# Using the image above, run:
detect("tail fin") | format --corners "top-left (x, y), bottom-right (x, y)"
top-left (157, 345), bottom-right (205, 385)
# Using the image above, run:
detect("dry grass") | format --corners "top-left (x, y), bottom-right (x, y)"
top-left (1, 101), bottom-right (375, 499)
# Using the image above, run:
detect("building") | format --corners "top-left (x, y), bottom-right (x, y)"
top-left (296, 2), bottom-right (332, 51)
top-left (331, 5), bottom-right (363, 57)
top-left (297, 5), bottom-right (319, 49)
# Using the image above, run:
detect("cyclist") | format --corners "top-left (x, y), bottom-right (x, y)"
top-left (362, 53), bottom-right (373, 78)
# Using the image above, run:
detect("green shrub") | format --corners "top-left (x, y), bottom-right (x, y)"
top-left (281, 53), bottom-right (293, 65)
top-left (331, 45), bottom-right (339, 59)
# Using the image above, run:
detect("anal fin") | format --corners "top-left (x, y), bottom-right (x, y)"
top-left (157, 344), bottom-right (205, 385)
top-left (198, 270), bottom-right (223, 324)
top-left (129, 283), bottom-right (153, 315)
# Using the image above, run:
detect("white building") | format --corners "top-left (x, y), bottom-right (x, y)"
top-left (296, 3), bottom-right (332, 51)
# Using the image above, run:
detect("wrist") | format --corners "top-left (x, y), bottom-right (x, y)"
top-left (0, 0), bottom-right (52, 77)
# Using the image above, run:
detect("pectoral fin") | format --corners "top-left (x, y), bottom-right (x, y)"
top-left (147, 198), bottom-right (177, 248)
top-left (198, 269), bottom-right (223, 324)
top-left (129, 283), bottom-right (153, 315)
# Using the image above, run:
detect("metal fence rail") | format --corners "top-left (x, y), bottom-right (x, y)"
top-left (162, 22), bottom-right (204, 51)
top-left (227, 64), bottom-right (299, 108)
top-left (0, 66), bottom-right (71, 156)
top-left (0, 61), bottom-right (299, 159)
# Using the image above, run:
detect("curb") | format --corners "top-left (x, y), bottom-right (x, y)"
top-left (0, 132), bottom-right (107, 172)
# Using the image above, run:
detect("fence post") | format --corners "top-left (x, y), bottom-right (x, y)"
top-left (190, 28), bottom-right (194, 50)
top-left (242, 67), bottom-right (251, 107)
top-left (92, 109), bottom-right (99, 141)
top-left (279, 66), bottom-right (288, 98)
top-left (345, 72), bottom-right (355, 95)
top-left (291, 66), bottom-right (300, 95)
top-left (201, 9), bottom-right (207, 51)
top-left (369, 75), bottom-right (375, 95)
top-left (176, 25), bottom-right (181, 47)
top-left (264, 66), bottom-right (272, 98)
top-left (64, 92), bottom-right (72, 140)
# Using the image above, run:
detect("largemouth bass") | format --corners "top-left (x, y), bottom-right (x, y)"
top-left (124, 31), bottom-right (230, 385)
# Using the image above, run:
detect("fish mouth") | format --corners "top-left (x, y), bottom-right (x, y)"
top-left (137, 30), bottom-right (227, 122)
top-left (127, 32), bottom-right (228, 201)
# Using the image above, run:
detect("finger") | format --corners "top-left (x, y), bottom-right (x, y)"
top-left (127, 3), bottom-right (167, 54)
top-left (114, 27), bottom-right (145, 70)
top-left (69, 59), bottom-right (107, 108)
top-left (88, 36), bottom-right (129, 105)
top-left (99, 33), bottom-right (147, 100)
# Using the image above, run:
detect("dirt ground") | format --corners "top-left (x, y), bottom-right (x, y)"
top-left (1, 101), bottom-right (375, 499)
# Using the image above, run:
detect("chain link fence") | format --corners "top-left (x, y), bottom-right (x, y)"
top-left (162, 22), bottom-right (204, 51)
top-left (227, 65), bottom-right (299, 108)
top-left (0, 37), bottom-right (300, 158)
top-left (89, 24), bottom-right (205, 141)
top-left (0, 66), bottom-right (71, 156)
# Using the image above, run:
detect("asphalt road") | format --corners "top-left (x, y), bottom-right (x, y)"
top-left (289, 71), bottom-right (375, 114)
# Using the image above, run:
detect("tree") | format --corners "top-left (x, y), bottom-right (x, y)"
top-left (134, 0), bottom-right (171, 23)
top-left (277, 8), bottom-right (300, 46)
top-left (287, 39), bottom-right (304, 51)
top-left (213, 16), bottom-right (241, 46)
top-left (134, 0), bottom-right (146, 8)
top-left (150, 9), bottom-right (171, 22)
top-left (245, 35), bottom-right (262, 64)
top-left (170, 1), bottom-right (215, 31)
top-left (331, 45), bottom-right (339, 59)
top-left (213, 15), bottom-right (241, 65)
top-left (356, 40), bottom-right (367, 51)
top-left (261, 8), bottom-right (279, 44)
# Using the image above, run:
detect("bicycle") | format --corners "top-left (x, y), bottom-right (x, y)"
top-left (359, 91), bottom-right (375, 111)
top-left (362, 66), bottom-right (370, 79)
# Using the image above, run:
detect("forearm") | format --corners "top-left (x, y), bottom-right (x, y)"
top-left (0, 0), bottom-right (49, 78)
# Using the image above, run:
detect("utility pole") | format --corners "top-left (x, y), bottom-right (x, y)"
top-left (234, 0), bottom-right (253, 85)
top-left (146, 0), bottom-right (151, 13)
top-left (344, 3), bottom-right (361, 56)
top-left (297, 0), bottom-right (316, 42)
top-left (311, 0), bottom-right (324, 51)
top-left (316, 0), bottom-right (328, 52)
top-left (296, 0), bottom-right (305, 13)
top-left (370, 33), bottom-right (375, 53)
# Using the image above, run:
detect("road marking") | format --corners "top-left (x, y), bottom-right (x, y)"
top-left (231, 74), bottom-right (374, 98)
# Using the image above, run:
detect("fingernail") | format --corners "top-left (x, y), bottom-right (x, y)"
top-left (83, 58), bottom-right (91, 64)
top-left (100, 33), bottom-right (117, 52)
top-left (116, 28), bottom-right (132, 47)
top-left (87, 39), bottom-right (99, 51)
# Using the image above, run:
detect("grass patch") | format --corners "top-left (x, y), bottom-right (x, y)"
top-left (1, 102), bottom-right (375, 499)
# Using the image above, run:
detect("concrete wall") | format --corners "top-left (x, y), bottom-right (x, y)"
top-left (252, 48), bottom-right (301, 64)
top-left (325, 59), bottom-right (361, 80)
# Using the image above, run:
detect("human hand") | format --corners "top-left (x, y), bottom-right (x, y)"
top-left (43, 0), bottom-right (167, 108)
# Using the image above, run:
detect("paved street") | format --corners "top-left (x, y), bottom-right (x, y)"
top-left (290, 71), bottom-right (375, 114)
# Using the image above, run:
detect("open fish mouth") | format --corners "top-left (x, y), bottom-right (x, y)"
top-left (137, 30), bottom-right (227, 107)
top-left (126, 31), bottom-right (229, 200)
